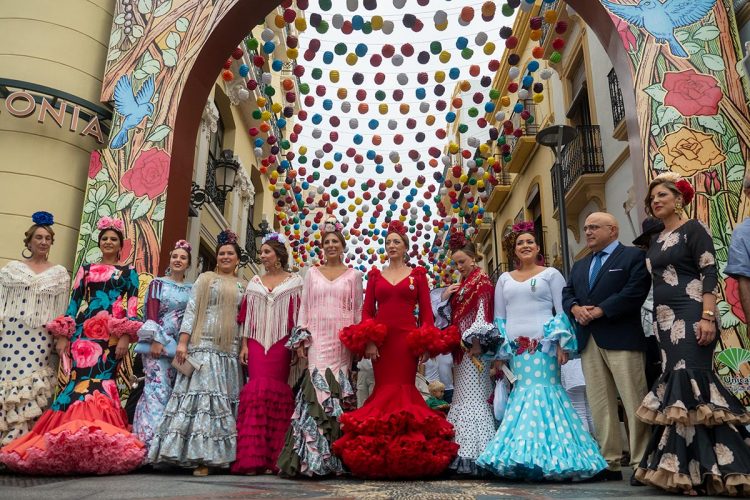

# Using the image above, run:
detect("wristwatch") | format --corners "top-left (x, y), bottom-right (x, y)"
top-left (702, 310), bottom-right (715, 320)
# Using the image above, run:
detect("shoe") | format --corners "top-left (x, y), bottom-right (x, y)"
top-left (630, 473), bottom-right (645, 486)
top-left (193, 465), bottom-right (210, 476)
top-left (588, 469), bottom-right (623, 482)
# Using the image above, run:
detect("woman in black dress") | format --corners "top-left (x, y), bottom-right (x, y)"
top-left (635, 172), bottom-right (750, 496)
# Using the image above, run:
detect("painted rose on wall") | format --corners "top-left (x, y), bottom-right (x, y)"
top-left (725, 277), bottom-right (746, 323)
top-left (88, 150), bottom-right (103, 179)
top-left (658, 127), bottom-right (726, 177)
top-left (662, 69), bottom-right (723, 117)
top-left (121, 148), bottom-right (170, 199)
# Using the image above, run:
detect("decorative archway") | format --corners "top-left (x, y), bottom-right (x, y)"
top-left (88, 0), bottom-right (750, 397)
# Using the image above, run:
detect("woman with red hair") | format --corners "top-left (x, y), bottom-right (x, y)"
top-left (332, 220), bottom-right (459, 478)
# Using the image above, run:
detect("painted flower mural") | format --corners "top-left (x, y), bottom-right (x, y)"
top-left (725, 277), bottom-right (746, 323)
top-left (662, 69), bottom-right (723, 117)
top-left (88, 151), bottom-right (103, 179)
top-left (121, 148), bottom-right (171, 199)
top-left (658, 127), bottom-right (726, 177)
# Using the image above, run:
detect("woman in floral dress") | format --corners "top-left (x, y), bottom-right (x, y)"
top-left (278, 219), bottom-right (362, 477)
top-left (0, 212), bottom-right (69, 445)
top-left (0, 216), bottom-right (144, 474)
top-left (635, 172), bottom-right (750, 495)
top-left (132, 240), bottom-right (192, 454)
top-left (432, 232), bottom-right (497, 476)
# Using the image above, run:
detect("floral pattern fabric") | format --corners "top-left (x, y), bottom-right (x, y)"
top-left (132, 278), bottom-right (191, 453)
top-left (636, 220), bottom-right (750, 495)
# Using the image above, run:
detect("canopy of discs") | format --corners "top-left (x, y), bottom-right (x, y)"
top-left (219, 0), bottom-right (568, 282)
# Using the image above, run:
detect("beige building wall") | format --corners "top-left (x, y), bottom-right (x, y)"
top-left (0, 0), bottom-right (115, 271)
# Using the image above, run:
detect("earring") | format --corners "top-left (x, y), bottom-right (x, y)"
top-left (675, 200), bottom-right (684, 219)
top-left (165, 266), bottom-right (172, 276)
top-left (275, 261), bottom-right (282, 269)
top-left (21, 248), bottom-right (32, 259)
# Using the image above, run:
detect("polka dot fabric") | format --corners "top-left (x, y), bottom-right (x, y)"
top-left (476, 350), bottom-right (606, 480)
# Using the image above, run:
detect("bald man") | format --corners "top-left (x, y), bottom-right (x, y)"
top-left (562, 212), bottom-right (651, 485)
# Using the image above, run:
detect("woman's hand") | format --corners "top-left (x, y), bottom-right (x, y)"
top-left (55, 337), bottom-right (70, 357)
top-left (296, 346), bottom-right (307, 360)
top-left (419, 352), bottom-right (429, 365)
top-left (557, 344), bottom-right (569, 366)
top-left (696, 318), bottom-right (717, 346)
top-left (175, 340), bottom-right (188, 365)
top-left (115, 336), bottom-right (130, 360)
top-left (150, 341), bottom-right (164, 358)
top-left (239, 345), bottom-right (248, 365)
top-left (364, 341), bottom-right (379, 361)
top-left (441, 283), bottom-right (460, 301)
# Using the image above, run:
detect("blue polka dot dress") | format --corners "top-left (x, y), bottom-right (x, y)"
top-left (476, 268), bottom-right (606, 480)
top-left (0, 262), bottom-right (69, 445)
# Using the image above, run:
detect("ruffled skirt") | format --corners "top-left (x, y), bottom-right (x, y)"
top-left (0, 391), bottom-right (145, 475)
top-left (148, 345), bottom-right (241, 468)
top-left (635, 367), bottom-right (750, 495)
top-left (132, 355), bottom-right (176, 453)
top-left (277, 367), bottom-right (355, 477)
top-left (476, 350), bottom-right (606, 480)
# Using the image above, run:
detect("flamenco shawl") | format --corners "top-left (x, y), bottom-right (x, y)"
top-left (449, 268), bottom-right (497, 366)
top-left (0, 391), bottom-right (145, 474)
top-left (243, 274), bottom-right (303, 353)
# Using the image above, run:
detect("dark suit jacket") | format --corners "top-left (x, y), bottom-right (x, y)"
top-left (562, 242), bottom-right (651, 352)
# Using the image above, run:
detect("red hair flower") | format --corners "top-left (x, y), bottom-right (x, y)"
top-left (675, 179), bottom-right (695, 206)
top-left (387, 219), bottom-right (407, 236)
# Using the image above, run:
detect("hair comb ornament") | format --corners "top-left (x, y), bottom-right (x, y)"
top-left (448, 231), bottom-right (467, 252)
top-left (97, 216), bottom-right (125, 233)
top-left (32, 211), bottom-right (54, 226)
top-left (217, 229), bottom-right (238, 246)
top-left (323, 218), bottom-right (344, 234)
top-left (262, 232), bottom-right (287, 245)
top-left (512, 221), bottom-right (535, 233)
top-left (174, 239), bottom-right (192, 253)
top-left (653, 172), bottom-right (695, 206)
top-left (387, 219), bottom-right (407, 236)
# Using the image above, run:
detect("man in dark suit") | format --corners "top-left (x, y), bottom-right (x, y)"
top-left (562, 212), bottom-right (651, 485)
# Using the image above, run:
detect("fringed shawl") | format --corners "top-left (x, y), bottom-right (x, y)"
top-left (0, 262), bottom-right (70, 329)
top-left (243, 273), bottom-right (303, 353)
top-left (450, 267), bottom-right (495, 370)
top-left (189, 272), bottom-right (244, 353)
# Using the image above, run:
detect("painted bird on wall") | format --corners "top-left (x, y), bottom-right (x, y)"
top-left (602, 0), bottom-right (716, 58)
top-left (110, 76), bottom-right (155, 149)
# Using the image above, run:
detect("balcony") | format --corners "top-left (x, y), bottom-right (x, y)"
top-left (540, 0), bottom-right (571, 60)
top-left (476, 221), bottom-right (493, 244)
top-left (551, 125), bottom-right (606, 227)
top-left (505, 103), bottom-right (539, 174)
top-left (608, 69), bottom-right (627, 141)
top-left (484, 170), bottom-right (514, 213)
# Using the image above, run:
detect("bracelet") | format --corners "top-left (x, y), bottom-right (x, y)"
top-left (700, 317), bottom-right (714, 322)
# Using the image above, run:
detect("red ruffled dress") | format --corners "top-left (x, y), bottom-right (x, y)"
top-left (332, 266), bottom-right (459, 478)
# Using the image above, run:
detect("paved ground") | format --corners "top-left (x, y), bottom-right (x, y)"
top-left (1, 467), bottom-right (706, 499)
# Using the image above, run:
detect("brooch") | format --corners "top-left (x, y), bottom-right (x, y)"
top-left (530, 278), bottom-right (536, 292)
top-left (409, 276), bottom-right (415, 290)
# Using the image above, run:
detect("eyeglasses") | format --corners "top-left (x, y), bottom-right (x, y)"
top-left (583, 224), bottom-right (613, 233)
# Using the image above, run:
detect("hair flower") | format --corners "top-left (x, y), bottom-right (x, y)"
top-left (675, 179), bottom-right (695, 206)
top-left (174, 239), bottom-right (192, 252)
top-left (217, 230), bottom-right (238, 246)
top-left (323, 218), bottom-right (344, 234)
top-left (512, 221), bottom-right (535, 233)
top-left (97, 216), bottom-right (125, 233)
top-left (387, 219), bottom-right (407, 236)
top-left (262, 232), bottom-right (287, 245)
top-left (32, 211), bottom-right (55, 226)
top-left (448, 232), bottom-right (467, 252)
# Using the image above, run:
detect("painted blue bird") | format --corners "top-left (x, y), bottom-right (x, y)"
top-left (602, 0), bottom-right (716, 58)
top-left (110, 75), bottom-right (155, 149)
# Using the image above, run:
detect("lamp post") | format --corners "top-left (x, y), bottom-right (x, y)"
top-left (214, 149), bottom-right (240, 194)
top-left (536, 124), bottom-right (577, 277)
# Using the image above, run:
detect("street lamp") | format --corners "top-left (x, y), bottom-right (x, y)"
top-left (536, 124), bottom-right (577, 277)
top-left (214, 149), bottom-right (240, 193)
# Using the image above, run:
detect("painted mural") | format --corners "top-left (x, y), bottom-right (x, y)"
top-left (604, 0), bottom-right (750, 403)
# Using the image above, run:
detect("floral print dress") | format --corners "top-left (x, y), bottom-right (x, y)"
top-left (133, 277), bottom-right (191, 454)
top-left (0, 264), bottom-right (146, 475)
top-left (636, 219), bottom-right (750, 495)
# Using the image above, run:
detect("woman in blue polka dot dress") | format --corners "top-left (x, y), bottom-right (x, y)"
top-left (476, 224), bottom-right (606, 480)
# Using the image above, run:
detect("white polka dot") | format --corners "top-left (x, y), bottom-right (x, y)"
top-left (563, 401), bottom-right (570, 408)
top-left (527, 432), bottom-right (533, 438)
top-left (524, 353), bottom-right (531, 360)
top-left (515, 405), bottom-right (521, 412)
top-left (550, 377), bottom-right (556, 383)
top-left (534, 371), bottom-right (541, 377)
top-left (517, 373), bottom-right (523, 380)
top-left (519, 424), bottom-right (525, 430)
top-left (525, 379), bottom-right (532, 385)
top-left (566, 432), bottom-right (572, 438)
top-left (533, 358), bottom-right (540, 365)
top-left (538, 432), bottom-right (545, 439)
top-left (525, 366), bottom-right (531, 373)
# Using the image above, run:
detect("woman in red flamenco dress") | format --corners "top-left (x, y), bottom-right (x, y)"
top-left (333, 220), bottom-right (459, 479)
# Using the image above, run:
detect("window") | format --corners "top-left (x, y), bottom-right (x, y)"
top-left (527, 186), bottom-right (546, 262)
top-left (206, 108), bottom-right (227, 213)
top-left (197, 241), bottom-right (217, 274)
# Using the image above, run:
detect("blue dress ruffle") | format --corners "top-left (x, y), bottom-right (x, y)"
top-left (477, 314), bottom-right (605, 480)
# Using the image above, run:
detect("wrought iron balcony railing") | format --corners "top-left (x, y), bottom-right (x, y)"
top-left (551, 125), bottom-right (605, 208)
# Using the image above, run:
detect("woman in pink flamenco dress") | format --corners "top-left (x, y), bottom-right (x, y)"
top-left (0, 217), bottom-right (144, 474)
top-left (278, 219), bottom-right (362, 477)
top-left (232, 233), bottom-right (303, 475)
top-left (332, 220), bottom-right (460, 479)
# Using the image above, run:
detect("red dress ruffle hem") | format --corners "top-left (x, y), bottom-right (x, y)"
top-left (0, 391), bottom-right (145, 475)
top-left (332, 267), bottom-right (459, 479)
top-left (231, 338), bottom-right (294, 474)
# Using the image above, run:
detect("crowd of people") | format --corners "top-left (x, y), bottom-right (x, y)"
top-left (1, 170), bottom-right (750, 495)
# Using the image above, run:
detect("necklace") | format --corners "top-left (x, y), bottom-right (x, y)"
top-left (530, 278), bottom-right (537, 292)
